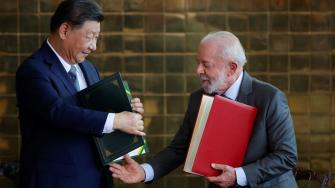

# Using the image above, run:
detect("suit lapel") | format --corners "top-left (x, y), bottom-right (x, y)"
top-left (41, 42), bottom-right (77, 93)
top-left (79, 61), bottom-right (99, 86)
top-left (236, 71), bottom-right (253, 105)
top-left (50, 62), bottom-right (77, 93)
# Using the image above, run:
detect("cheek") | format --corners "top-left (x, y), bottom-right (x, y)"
top-left (77, 41), bottom-right (88, 49)
top-left (207, 70), bottom-right (220, 80)
top-left (72, 38), bottom-right (89, 50)
top-left (74, 44), bottom-right (88, 56)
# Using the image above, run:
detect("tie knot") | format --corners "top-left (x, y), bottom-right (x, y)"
top-left (69, 65), bottom-right (77, 74)
top-left (68, 65), bottom-right (77, 80)
top-left (207, 91), bottom-right (224, 96)
top-left (68, 65), bottom-right (80, 91)
top-left (208, 92), bottom-right (232, 100)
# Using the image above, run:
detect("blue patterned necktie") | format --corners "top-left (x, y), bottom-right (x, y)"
top-left (68, 65), bottom-right (80, 91)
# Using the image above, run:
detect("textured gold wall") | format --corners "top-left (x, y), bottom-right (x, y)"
top-left (0, 0), bottom-right (334, 187)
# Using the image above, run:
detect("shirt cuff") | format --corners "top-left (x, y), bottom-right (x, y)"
top-left (102, 113), bottom-right (115, 133)
top-left (141, 163), bottom-right (154, 182)
top-left (235, 167), bottom-right (248, 186)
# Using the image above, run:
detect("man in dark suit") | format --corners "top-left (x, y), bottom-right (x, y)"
top-left (15, 1), bottom-right (145, 188)
top-left (109, 31), bottom-right (298, 188)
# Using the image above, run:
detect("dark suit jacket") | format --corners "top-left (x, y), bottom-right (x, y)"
top-left (148, 71), bottom-right (298, 188)
top-left (16, 42), bottom-right (111, 188)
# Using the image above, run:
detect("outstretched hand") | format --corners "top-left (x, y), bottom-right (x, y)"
top-left (207, 163), bottom-right (237, 188)
top-left (109, 155), bottom-right (146, 184)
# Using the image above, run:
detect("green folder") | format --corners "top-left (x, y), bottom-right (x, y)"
top-left (77, 72), bottom-right (148, 165)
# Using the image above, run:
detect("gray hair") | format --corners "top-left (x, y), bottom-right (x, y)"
top-left (200, 31), bottom-right (247, 66)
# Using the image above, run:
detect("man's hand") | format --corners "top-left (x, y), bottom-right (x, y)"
top-left (114, 112), bottom-right (145, 136)
top-left (109, 155), bottom-right (145, 183)
top-left (131, 98), bottom-right (144, 115)
top-left (207, 163), bottom-right (237, 188)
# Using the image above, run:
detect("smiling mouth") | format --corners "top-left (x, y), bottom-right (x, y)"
top-left (82, 52), bottom-right (90, 56)
top-left (201, 80), bottom-right (210, 85)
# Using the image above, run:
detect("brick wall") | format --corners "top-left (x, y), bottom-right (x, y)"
top-left (0, 0), bottom-right (334, 187)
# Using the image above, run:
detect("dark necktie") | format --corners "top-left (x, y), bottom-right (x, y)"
top-left (222, 93), bottom-right (234, 100)
top-left (208, 92), bottom-right (232, 100)
top-left (68, 65), bottom-right (80, 91)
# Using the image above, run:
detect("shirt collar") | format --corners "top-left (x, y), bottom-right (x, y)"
top-left (224, 71), bottom-right (243, 100)
top-left (46, 38), bottom-right (74, 72)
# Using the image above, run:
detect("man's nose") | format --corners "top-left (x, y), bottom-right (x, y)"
top-left (196, 64), bottom-right (204, 74)
top-left (89, 41), bottom-right (97, 51)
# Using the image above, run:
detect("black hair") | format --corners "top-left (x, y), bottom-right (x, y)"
top-left (50, 0), bottom-right (104, 33)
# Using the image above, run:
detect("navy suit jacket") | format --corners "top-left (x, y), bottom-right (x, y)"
top-left (16, 42), bottom-right (111, 188)
top-left (147, 72), bottom-right (298, 188)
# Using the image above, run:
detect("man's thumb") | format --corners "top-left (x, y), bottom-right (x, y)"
top-left (211, 163), bottom-right (227, 170)
top-left (124, 154), bottom-right (135, 164)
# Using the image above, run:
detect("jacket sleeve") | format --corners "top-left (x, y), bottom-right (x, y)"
top-left (147, 91), bottom-right (202, 181)
top-left (16, 60), bottom-right (108, 135)
top-left (243, 90), bottom-right (298, 187)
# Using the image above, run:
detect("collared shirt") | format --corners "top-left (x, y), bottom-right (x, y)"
top-left (224, 71), bottom-right (243, 101)
top-left (46, 39), bottom-right (114, 134)
top-left (142, 71), bottom-right (248, 186)
top-left (47, 40), bottom-right (87, 90)
top-left (222, 72), bottom-right (247, 186)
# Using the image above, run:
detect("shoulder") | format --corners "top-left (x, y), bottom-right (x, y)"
top-left (17, 41), bottom-right (53, 71)
top-left (251, 76), bottom-right (285, 99)
top-left (245, 76), bottom-right (289, 111)
top-left (189, 88), bottom-right (204, 101)
top-left (17, 51), bottom-right (46, 77)
top-left (80, 59), bottom-right (100, 78)
top-left (82, 59), bottom-right (96, 69)
top-left (186, 88), bottom-right (205, 113)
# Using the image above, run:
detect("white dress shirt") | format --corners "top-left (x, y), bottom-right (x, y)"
top-left (142, 72), bottom-right (248, 186)
top-left (46, 39), bottom-right (115, 134)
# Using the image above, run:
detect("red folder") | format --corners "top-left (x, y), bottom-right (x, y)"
top-left (184, 95), bottom-right (257, 177)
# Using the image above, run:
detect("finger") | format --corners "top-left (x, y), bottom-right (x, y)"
top-left (124, 154), bottom-right (137, 165)
top-left (124, 154), bottom-right (131, 158)
top-left (135, 102), bottom-right (143, 108)
top-left (138, 125), bottom-right (144, 131)
top-left (110, 163), bottom-right (122, 170)
top-left (134, 122), bottom-right (144, 131)
top-left (131, 101), bottom-right (143, 108)
top-left (131, 98), bottom-right (141, 103)
top-left (134, 130), bottom-right (146, 136)
top-left (112, 173), bottom-right (122, 179)
top-left (109, 163), bottom-right (123, 172)
top-left (134, 113), bottom-right (142, 120)
top-left (133, 107), bottom-right (144, 114)
top-left (131, 99), bottom-right (144, 113)
top-left (112, 172), bottom-right (126, 180)
top-left (123, 154), bottom-right (131, 161)
top-left (207, 176), bottom-right (221, 183)
top-left (109, 166), bottom-right (121, 174)
top-left (136, 120), bottom-right (144, 127)
top-left (211, 163), bottom-right (228, 170)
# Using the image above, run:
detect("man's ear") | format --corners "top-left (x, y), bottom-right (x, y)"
top-left (227, 61), bottom-right (238, 76)
top-left (58, 22), bottom-right (71, 40)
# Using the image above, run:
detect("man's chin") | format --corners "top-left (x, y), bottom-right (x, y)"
top-left (76, 57), bottom-right (86, 63)
top-left (203, 84), bottom-right (218, 94)
top-left (202, 86), bottom-right (211, 94)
